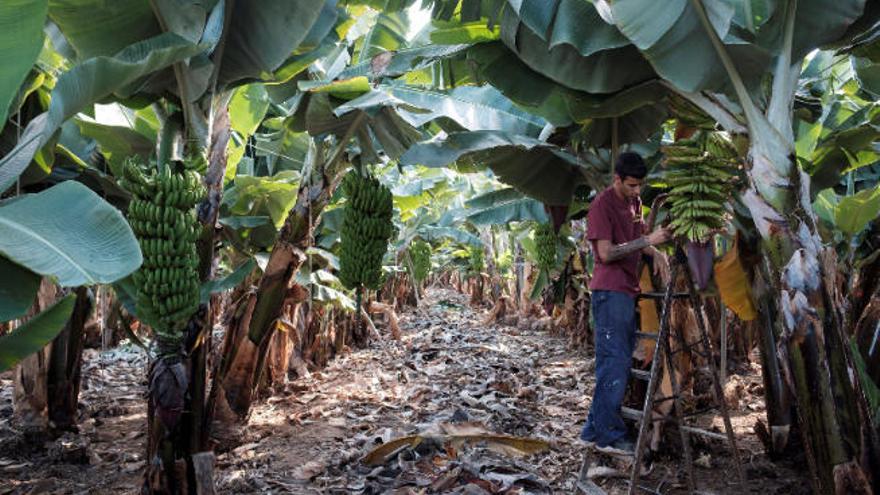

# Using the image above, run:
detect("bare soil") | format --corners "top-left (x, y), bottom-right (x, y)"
top-left (0, 288), bottom-right (810, 494)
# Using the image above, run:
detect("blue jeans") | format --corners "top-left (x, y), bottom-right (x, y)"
top-left (580, 290), bottom-right (636, 446)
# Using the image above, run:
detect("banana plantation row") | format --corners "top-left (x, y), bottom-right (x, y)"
top-left (0, 1), bottom-right (879, 494)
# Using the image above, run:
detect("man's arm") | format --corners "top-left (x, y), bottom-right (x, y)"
top-left (595, 237), bottom-right (651, 263)
top-left (594, 228), bottom-right (670, 264)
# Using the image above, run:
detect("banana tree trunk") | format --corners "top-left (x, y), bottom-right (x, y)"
top-left (738, 89), bottom-right (876, 495)
top-left (480, 228), bottom-right (500, 301)
top-left (738, 103), bottom-right (877, 494)
top-left (13, 280), bottom-right (58, 434)
top-left (47, 287), bottom-right (93, 433)
top-left (209, 152), bottom-right (354, 430)
top-left (404, 251), bottom-right (421, 307)
top-left (209, 197), bottom-right (319, 422)
top-left (185, 96), bottom-right (231, 454)
top-left (746, 208), bottom-right (872, 492)
top-left (751, 263), bottom-right (793, 455)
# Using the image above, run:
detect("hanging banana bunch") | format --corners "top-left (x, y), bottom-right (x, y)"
top-left (338, 171), bottom-right (394, 293)
top-left (119, 156), bottom-right (205, 356)
top-left (533, 223), bottom-right (557, 272)
top-left (667, 93), bottom-right (716, 130)
top-left (468, 245), bottom-right (485, 276)
top-left (408, 239), bottom-right (432, 283)
top-left (662, 133), bottom-right (739, 242)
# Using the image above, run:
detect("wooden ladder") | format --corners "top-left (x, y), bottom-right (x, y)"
top-left (576, 250), bottom-right (744, 495)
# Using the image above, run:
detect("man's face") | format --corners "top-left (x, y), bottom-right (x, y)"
top-left (615, 175), bottom-right (643, 199)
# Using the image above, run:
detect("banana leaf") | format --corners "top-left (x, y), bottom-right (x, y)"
top-left (0, 294), bottom-right (76, 372)
top-left (0, 0), bottom-right (47, 130)
top-left (0, 181), bottom-right (141, 286)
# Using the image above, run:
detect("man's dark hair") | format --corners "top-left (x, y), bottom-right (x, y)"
top-left (614, 151), bottom-right (647, 180)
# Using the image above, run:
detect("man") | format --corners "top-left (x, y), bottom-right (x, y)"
top-left (580, 151), bottom-right (671, 455)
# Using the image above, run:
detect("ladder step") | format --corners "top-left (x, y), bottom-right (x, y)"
top-left (635, 331), bottom-right (658, 340)
top-left (630, 368), bottom-right (652, 381)
top-left (637, 291), bottom-right (690, 300)
top-left (620, 407), bottom-right (728, 441)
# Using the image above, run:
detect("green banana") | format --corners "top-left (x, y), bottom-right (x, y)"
top-left (119, 156), bottom-right (205, 357)
top-left (661, 134), bottom-right (739, 242)
top-left (339, 171), bottom-right (394, 292)
top-left (534, 223), bottom-right (557, 272)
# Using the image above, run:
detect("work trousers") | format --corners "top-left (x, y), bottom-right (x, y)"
top-left (580, 290), bottom-right (636, 446)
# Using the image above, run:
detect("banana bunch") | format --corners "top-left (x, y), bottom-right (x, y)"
top-left (339, 171), bottom-right (394, 291)
top-left (534, 223), bottom-right (557, 272)
top-left (662, 136), bottom-right (738, 242)
top-left (668, 93), bottom-right (716, 129)
top-left (468, 245), bottom-right (484, 275)
top-left (119, 157), bottom-right (205, 354)
top-left (408, 239), bottom-right (432, 283)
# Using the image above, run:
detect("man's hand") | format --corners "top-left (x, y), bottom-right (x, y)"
top-left (646, 227), bottom-right (671, 246)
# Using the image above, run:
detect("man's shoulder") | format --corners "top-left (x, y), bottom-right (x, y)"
top-left (591, 187), bottom-right (614, 209)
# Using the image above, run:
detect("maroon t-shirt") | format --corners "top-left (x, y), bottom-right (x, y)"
top-left (587, 187), bottom-right (646, 297)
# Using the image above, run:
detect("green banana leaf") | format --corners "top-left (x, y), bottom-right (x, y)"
top-left (218, 0), bottom-right (329, 86)
top-left (466, 42), bottom-right (575, 126)
top-left (338, 43), bottom-right (473, 80)
top-left (781, 0), bottom-right (871, 62)
top-left (74, 118), bottom-right (155, 166)
top-left (0, 181), bottom-right (141, 286)
top-left (336, 82), bottom-right (546, 136)
top-left (812, 188), bottom-right (840, 226)
top-left (400, 130), bottom-right (589, 206)
top-left (836, 185), bottom-right (880, 235)
top-left (0, 0), bottom-right (47, 131)
top-left (0, 32), bottom-right (206, 193)
top-left (150, 0), bottom-right (218, 43)
top-left (0, 256), bottom-right (42, 321)
top-left (467, 198), bottom-right (549, 225)
top-left (354, 10), bottom-right (409, 63)
top-left (510, 0), bottom-right (630, 57)
top-left (293, 267), bottom-right (356, 310)
top-left (853, 56), bottom-right (880, 98)
top-left (0, 294), bottom-right (76, 372)
top-left (465, 187), bottom-right (525, 209)
top-left (500, 4), bottom-right (656, 94)
top-left (112, 274), bottom-right (138, 316)
top-left (218, 216), bottom-right (272, 230)
top-left (610, 0), bottom-right (771, 94)
top-left (465, 42), bottom-right (667, 145)
top-left (48, 0), bottom-right (161, 60)
top-left (807, 119), bottom-right (880, 190)
top-left (200, 258), bottom-right (257, 303)
top-left (430, 19), bottom-right (500, 44)
top-left (229, 84), bottom-right (271, 137)
top-left (390, 172), bottom-right (449, 197)
top-left (463, 187), bottom-right (550, 225)
top-left (418, 226), bottom-right (482, 247)
top-left (528, 268), bottom-right (549, 301)
top-left (223, 172), bottom-right (301, 228)
top-left (304, 92), bottom-right (423, 160)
